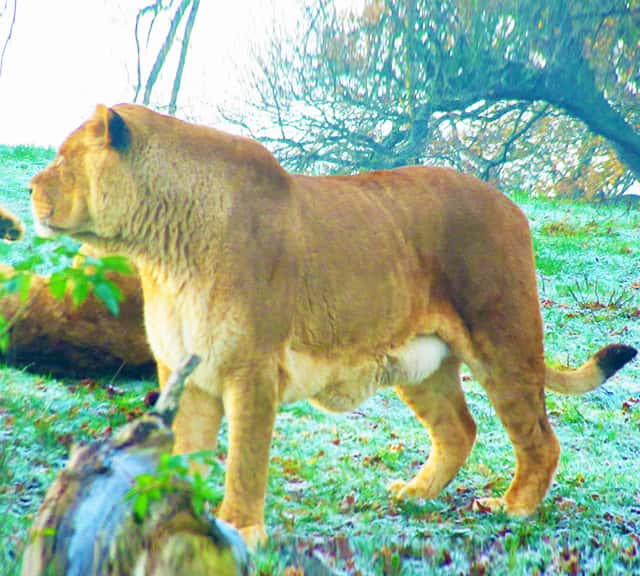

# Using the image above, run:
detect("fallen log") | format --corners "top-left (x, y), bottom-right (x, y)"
top-left (21, 355), bottom-right (249, 576)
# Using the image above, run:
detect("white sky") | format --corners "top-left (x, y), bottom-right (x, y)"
top-left (0, 0), bottom-right (302, 147)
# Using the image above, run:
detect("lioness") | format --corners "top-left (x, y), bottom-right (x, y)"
top-left (30, 104), bottom-right (636, 545)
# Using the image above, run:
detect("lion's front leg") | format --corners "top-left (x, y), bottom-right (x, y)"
top-left (172, 384), bottom-right (224, 459)
top-left (217, 361), bottom-right (278, 548)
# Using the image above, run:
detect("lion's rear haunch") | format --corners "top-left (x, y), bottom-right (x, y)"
top-left (28, 103), bottom-right (638, 542)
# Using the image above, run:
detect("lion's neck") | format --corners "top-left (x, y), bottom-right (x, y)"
top-left (91, 184), bottom-right (223, 282)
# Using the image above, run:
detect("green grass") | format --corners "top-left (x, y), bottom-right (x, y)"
top-left (1, 149), bottom-right (639, 574)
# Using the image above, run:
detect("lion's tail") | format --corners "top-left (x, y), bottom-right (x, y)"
top-left (545, 344), bottom-right (637, 395)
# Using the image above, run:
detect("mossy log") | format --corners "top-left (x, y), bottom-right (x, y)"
top-left (21, 355), bottom-right (249, 576)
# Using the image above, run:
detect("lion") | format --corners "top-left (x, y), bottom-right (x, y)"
top-left (0, 205), bottom-right (152, 375)
top-left (29, 104), bottom-right (637, 545)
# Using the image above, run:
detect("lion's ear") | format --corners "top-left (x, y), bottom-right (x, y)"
top-left (94, 104), bottom-right (131, 152)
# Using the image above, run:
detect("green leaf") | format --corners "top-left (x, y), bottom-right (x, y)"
top-left (93, 280), bottom-right (121, 316)
top-left (14, 254), bottom-right (44, 271)
top-left (18, 273), bottom-right (32, 303)
top-left (32, 236), bottom-right (53, 247)
top-left (0, 316), bottom-right (8, 353)
top-left (132, 474), bottom-right (155, 489)
top-left (148, 487), bottom-right (163, 501)
top-left (48, 272), bottom-right (68, 300)
top-left (70, 276), bottom-right (90, 307)
top-left (99, 255), bottom-right (133, 275)
top-left (132, 493), bottom-right (149, 520)
top-left (191, 493), bottom-right (204, 516)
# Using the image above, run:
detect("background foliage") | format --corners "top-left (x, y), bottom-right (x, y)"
top-left (224, 0), bottom-right (640, 199)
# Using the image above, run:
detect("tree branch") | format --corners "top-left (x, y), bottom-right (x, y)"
top-left (169, 0), bottom-right (199, 114)
top-left (0, 0), bottom-right (17, 79)
top-left (141, 0), bottom-right (191, 106)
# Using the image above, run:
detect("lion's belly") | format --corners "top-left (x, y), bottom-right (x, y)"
top-left (280, 334), bottom-right (449, 412)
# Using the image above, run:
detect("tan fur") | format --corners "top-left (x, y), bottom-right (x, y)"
top-left (29, 104), bottom-right (636, 545)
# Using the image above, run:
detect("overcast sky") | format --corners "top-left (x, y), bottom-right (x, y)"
top-left (0, 0), bottom-right (302, 147)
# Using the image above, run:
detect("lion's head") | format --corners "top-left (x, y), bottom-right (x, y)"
top-left (30, 105), bottom-right (133, 242)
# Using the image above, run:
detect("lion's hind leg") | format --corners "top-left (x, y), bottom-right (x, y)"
top-left (476, 359), bottom-right (560, 516)
top-left (389, 356), bottom-right (476, 501)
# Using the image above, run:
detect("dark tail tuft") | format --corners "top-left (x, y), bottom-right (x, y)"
top-left (595, 344), bottom-right (638, 380)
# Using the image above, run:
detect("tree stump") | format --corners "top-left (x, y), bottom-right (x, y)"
top-left (21, 355), bottom-right (249, 575)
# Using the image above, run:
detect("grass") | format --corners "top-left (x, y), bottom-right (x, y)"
top-left (1, 147), bottom-right (639, 574)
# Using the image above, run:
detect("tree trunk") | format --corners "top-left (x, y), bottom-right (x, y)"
top-left (555, 63), bottom-right (640, 179)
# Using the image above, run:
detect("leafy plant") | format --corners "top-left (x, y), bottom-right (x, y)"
top-left (126, 451), bottom-right (224, 521)
top-left (0, 236), bottom-right (133, 351)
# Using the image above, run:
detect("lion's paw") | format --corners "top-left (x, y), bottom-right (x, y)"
top-left (388, 478), bottom-right (438, 501)
top-left (238, 523), bottom-right (267, 550)
top-left (0, 210), bottom-right (24, 242)
top-left (388, 479), bottom-right (410, 500)
top-left (473, 497), bottom-right (505, 513)
top-left (473, 496), bottom-right (536, 517)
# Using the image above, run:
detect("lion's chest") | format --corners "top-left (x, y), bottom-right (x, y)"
top-left (141, 281), bottom-right (221, 377)
top-left (143, 294), bottom-right (190, 366)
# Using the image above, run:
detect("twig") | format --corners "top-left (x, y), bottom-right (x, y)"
top-left (154, 354), bottom-right (201, 426)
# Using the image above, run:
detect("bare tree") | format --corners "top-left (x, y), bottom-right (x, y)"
top-left (134, 0), bottom-right (200, 114)
top-left (223, 0), bottom-right (639, 197)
